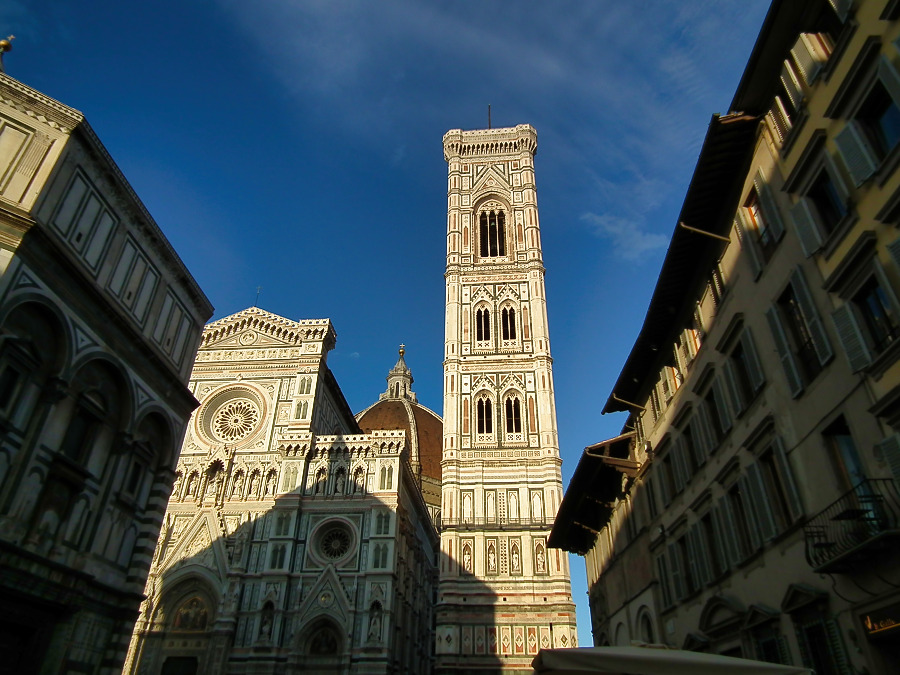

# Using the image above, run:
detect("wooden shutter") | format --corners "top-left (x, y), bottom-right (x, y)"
top-left (735, 214), bottom-right (763, 280)
top-left (875, 434), bottom-right (900, 484)
top-left (671, 440), bottom-right (690, 492)
top-left (746, 463), bottom-right (779, 541)
top-left (723, 359), bottom-right (746, 415)
top-left (791, 267), bottom-right (834, 366)
top-left (716, 500), bottom-right (743, 566)
top-left (655, 555), bottom-right (672, 608)
top-left (738, 475), bottom-right (763, 553)
top-left (709, 507), bottom-right (731, 573)
top-left (766, 306), bottom-right (805, 397)
top-left (658, 460), bottom-right (672, 507)
top-left (791, 34), bottom-right (827, 86)
top-left (878, 55), bottom-right (900, 108)
top-left (742, 329), bottom-right (766, 392)
top-left (686, 526), bottom-right (711, 588)
top-left (772, 437), bottom-right (804, 522)
top-left (832, 303), bottom-right (873, 372)
top-left (834, 120), bottom-right (878, 186)
top-left (827, 0), bottom-right (851, 20)
top-left (780, 61), bottom-right (804, 108)
top-left (789, 198), bottom-right (823, 257)
top-left (667, 543), bottom-right (686, 601)
top-left (754, 170), bottom-right (786, 242)
top-left (888, 236), bottom-right (900, 272)
top-left (711, 377), bottom-right (733, 433)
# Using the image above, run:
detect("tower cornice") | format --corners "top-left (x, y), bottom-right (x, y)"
top-left (443, 124), bottom-right (538, 161)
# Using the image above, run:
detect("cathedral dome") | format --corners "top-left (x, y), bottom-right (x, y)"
top-left (355, 347), bottom-right (442, 484)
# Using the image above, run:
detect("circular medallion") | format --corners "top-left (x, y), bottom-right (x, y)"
top-left (314, 520), bottom-right (355, 563)
top-left (239, 331), bottom-right (257, 345)
top-left (212, 399), bottom-right (260, 441)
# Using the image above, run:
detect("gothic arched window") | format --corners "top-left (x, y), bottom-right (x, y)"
top-left (505, 396), bottom-right (522, 433)
top-left (501, 307), bottom-right (517, 340)
top-left (479, 209), bottom-right (506, 257)
top-left (476, 308), bottom-right (491, 341)
top-left (476, 398), bottom-right (493, 434)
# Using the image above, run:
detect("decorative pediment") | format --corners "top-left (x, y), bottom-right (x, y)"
top-left (472, 166), bottom-right (510, 197)
top-left (496, 284), bottom-right (520, 303)
top-left (499, 374), bottom-right (526, 395)
top-left (699, 595), bottom-right (744, 637)
top-left (471, 375), bottom-right (496, 394)
top-left (742, 604), bottom-right (780, 630)
top-left (296, 564), bottom-right (351, 628)
top-left (200, 307), bottom-right (335, 351)
top-left (681, 632), bottom-right (709, 651)
top-left (161, 512), bottom-right (227, 581)
top-left (471, 285), bottom-right (493, 303)
top-left (781, 583), bottom-right (827, 614)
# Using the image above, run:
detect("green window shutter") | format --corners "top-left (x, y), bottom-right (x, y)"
top-left (887, 236), bottom-right (900, 272)
top-left (790, 267), bottom-right (833, 366)
top-left (723, 359), bottom-right (746, 415)
top-left (831, 303), bottom-right (873, 372)
top-left (671, 438), bottom-right (690, 492)
top-left (655, 555), bottom-right (672, 609)
top-left (746, 462), bottom-right (779, 542)
top-left (765, 306), bottom-right (805, 397)
top-left (875, 434), bottom-right (900, 484)
top-left (754, 170), bottom-right (786, 242)
top-left (772, 437), bottom-right (804, 522)
top-left (742, 328), bottom-right (766, 392)
top-left (687, 526), bottom-right (711, 587)
top-left (738, 475), bottom-right (763, 553)
top-left (735, 214), bottom-right (763, 280)
top-left (789, 198), bottom-right (823, 257)
top-left (874, 259), bottom-right (900, 318)
top-left (710, 504), bottom-right (733, 572)
top-left (718, 498), bottom-right (744, 566)
top-left (834, 120), bottom-right (878, 186)
top-left (658, 461), bottom-right (672, 507)
top-left (878, 55), bottom-right (900, 108)
top-left (711, 376), bottom-right (733, 432)
top-left (667, 542), bottom-right (686, 601)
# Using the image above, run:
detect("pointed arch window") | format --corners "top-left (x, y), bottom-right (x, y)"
top-left (505, 396), bottom-right (522, 433)
top-left (476, 398), bottom-right (493, 434)
top-left (479, 209), bottom-right (506, 257)
top-left (501, 307), bottom-right (517, 340)
top-left (476, 308), bottom-right (491, 341)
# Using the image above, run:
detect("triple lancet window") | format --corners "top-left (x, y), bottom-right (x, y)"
top-left (479, 209), bottom-right (506, 257)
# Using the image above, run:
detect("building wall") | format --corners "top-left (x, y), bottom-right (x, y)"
top-left (0, 72), bottom-right (211, 674)
top-left (438, 125), bottom-right (577, 673)
top-left (126, 308), bottom-right (439, 675)
top-left (562, 2), bottom-right (900, 674)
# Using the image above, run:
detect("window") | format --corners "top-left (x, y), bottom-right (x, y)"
top-left (699, 512), bottom-right (725, 579)
top-left (722, 329), bottom-right (766, 414)
top-left (834, 56), bottom-right (900, 186)
top-left (766, 268), bottom-right (833, 396)
top-left (504, 396), bottom-right (522, 433)
top-left (270, 543), bottom-right (286, 569)
top-left (476, 397), bottom-right (493, 434)
top-left (791, 609), bottom-right (851, 675)
top-left (475, 307), bottom-right (491, 342)
top-left (59, 403), bottom-right (102, 461)
top-left (756, 440), bottom-right (804, 532)
top-left (736, 171), bottom-right (786, 276)
top-left (767, 34), bottom-right (832, 145)
top-left (831, 244), bottom-right (900, 372)
top-left (501, 306), bottom-right (516, 340)
top-left (479, 208), bottom-right (506, 257)
top-left (0, 363), bottom-right (24, 415)
top-left (789, 158), bottom-right (851, 257)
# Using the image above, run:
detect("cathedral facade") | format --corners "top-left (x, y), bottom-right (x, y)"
top-left (436, 125), bottom-right (577, 673)
top-left (125, 308), bottom-right (439, 675)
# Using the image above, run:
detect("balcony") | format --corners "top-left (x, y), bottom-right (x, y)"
top-left (803, 479), bottom-right (900, 573)
top-left (441, 517), bottom-right (549, 531)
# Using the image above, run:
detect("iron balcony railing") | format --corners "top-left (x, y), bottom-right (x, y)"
top-left (803, 478), bottom-right (900, 573)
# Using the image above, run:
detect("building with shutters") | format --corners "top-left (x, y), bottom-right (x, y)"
top-left (550, 1), bottom-right (900, 674)
top-left (0, 69), bottom-right (213, 672)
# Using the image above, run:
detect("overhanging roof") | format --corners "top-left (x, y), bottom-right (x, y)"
top-left (602, 113), bottom-right (758, 414)
top-left (548, 432), bottom-right (635, 554)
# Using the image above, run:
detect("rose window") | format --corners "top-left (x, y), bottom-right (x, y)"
top-left (319, 524), bottom-right (352, 559)
top-left (211, 399), bottom-right (260, 441)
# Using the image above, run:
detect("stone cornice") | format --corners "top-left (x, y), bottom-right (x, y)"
top-left (443, 124), bottom-right (538, 160)
top-left (0, 72), bottom-right (83, 133)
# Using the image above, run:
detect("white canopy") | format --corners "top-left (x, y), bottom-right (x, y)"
top-left (532, 646), bottom-right (812, 674)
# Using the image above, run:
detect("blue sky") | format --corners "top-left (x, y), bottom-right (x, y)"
top-left (3, 0), bottom-right (771, 646)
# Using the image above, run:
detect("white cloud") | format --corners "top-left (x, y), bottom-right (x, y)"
top-left (580, 212), bottom-right (668, 261)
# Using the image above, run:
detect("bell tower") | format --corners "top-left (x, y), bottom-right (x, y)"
top-left (437, 124), bottom-right (577, 672)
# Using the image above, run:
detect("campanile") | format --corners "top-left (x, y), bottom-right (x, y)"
top-left (437, 124), bottom-right (577, 673)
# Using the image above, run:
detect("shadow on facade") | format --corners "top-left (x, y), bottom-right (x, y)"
top-left (125, 469), bottom-right (502, 675)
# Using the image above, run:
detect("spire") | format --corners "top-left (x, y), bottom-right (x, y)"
top-left (380, 344), bottom-right (417, 402)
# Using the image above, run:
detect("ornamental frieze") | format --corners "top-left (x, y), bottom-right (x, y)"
top-left (195, 347), bottom-right (303, 362)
